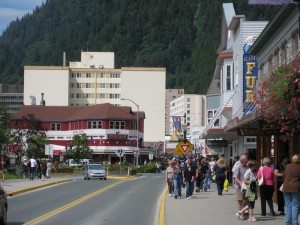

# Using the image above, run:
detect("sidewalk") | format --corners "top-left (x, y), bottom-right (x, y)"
top-left (165, 183), bottom-right (286, 225)
top-left (2, 175), bottom-right (74, 196)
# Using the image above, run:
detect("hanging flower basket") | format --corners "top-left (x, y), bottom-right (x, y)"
top-left (256, 65), bottom-right (300, 134)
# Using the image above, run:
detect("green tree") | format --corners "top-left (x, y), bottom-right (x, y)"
top-left (11, 114), bottom-right (47, 157)
top-left (66, 134), bottom-right (93, 164)
top-left (26, 134), bottom-right (49, 158)
top-left (0, 103), bottom-right (12, 152)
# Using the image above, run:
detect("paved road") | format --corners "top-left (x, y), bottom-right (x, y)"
top-left (6, 173), bottom-right (165, 225)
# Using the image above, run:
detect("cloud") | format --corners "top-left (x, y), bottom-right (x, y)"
top-left (0, 0), bottom-right (44, 35)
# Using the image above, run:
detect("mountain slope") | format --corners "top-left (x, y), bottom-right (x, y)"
top-left (0, 0), bottom-right (279, 94)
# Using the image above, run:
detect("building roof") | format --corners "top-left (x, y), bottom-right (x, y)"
top-left (13, 103), bottom-right (145, 122)
top-left (248, 3), bottom-right (296, 55)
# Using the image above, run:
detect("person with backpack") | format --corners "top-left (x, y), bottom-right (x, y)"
top-left (213, 158), bottom-right (227, 196)
top-left (238, 160), bottom-right (258, 222)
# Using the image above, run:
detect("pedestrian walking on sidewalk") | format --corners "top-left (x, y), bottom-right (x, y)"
top-left (183, 162), bottom-right (195, 200)
top-left (233, 153), bottom-right (249, 219)
top-left (239, 160), bottom-right (258, 222)
top-left (282, 154), bottom-right (300, 225)
top-left (173, 160), bottom-right (183, 199)
top-left (46, 160), bottom-right (51, 179)
top-left (274, 155), bottom-right (289, 215)
top-left (257, 157), bottom-right (276, 216)
top-left (213, 158), bottom-right (227, 196)
top-left (41, 159), bottom-right (47, 181)
top-left (166, 161), bottom-right (174, 197)
top-left (28, 156), bottom-right (37, 180)
top-left (203, 158), bottom-right (211, 192)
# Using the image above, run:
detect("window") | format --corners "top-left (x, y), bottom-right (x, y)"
top-left (187, 104), bottom-right (190, 108)
top-left (130, 121), bottom-right (137, 130)
top-left (76, 93), bottom-right (82, 98)
top-left (110, 94), bottom-right (120, 99)
top-left (110, 83), bottom-right (120, 88)
top-left (86, 93), bottom-right (91, 98)
top-left (187, 98), bottom-right (190, 102)
top-left (207, 110), bottom-right (219, 127)
top-left (187, 110), bottom-right (190, 114)
top-left (292, 30), bottom-right (298, 56)
top-left (100, 73), bottom-right (105, 78)
top-left (86, 73), bottom-right (91, 78)
top-left (110, 73), bottom-right (120, 78)
top-left (244, 137), bottom-right (257, 143)
top-left (187, 117), bottom-right (190, 121)
top-left (226, 65), bottom-right (232, 91)
top-left (71, 73), bottom-right (76, 78)
top-left (76, 73), bottom-right (82, 78)
top-left (71, 83), bottom-right (75, 88)
top-left (51, 123), bottom-right (61, 131)
top-left (86, 83), bottom-right (92, 88)
top-left (109, 121), bottom-right (125, 129)
top-left (100, 94), bottom-right (105, 99)
top-left (88, 121), bottom-right (102, 129)
top-left (76, 83), bottom-right (82, 88)
top-left (100, 83), bottom-right (105, 88)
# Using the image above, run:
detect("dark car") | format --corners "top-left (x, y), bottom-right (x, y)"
top-left (0, 185), bottom-right (7, 224)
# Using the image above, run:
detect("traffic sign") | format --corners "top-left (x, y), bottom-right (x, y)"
top-left (116, 149), bottom-right (124, 157)
top-left (175, 140), bottom-right (193, 155)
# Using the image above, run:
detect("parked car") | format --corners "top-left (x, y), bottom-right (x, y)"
top-left (84, 164), bottom-right (107, 180)
top-left (0, 185), bottom-right (7, 225)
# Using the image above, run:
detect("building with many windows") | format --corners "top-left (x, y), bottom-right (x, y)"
top-left (165, 89), bottom-right (184, 134)
top-left (12, 103), bottom-right (145, 164)
top-left (0, 84), bottom-right (23, 113)
top-left (201, 3), bottom-right (267, 158)
top-left (24, 52), bottom-right (166, 146)
top-left (169, 94), bottom-right (206, 135)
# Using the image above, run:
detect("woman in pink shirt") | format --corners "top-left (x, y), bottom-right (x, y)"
top-left (257, 157), bottom-right (276, 216)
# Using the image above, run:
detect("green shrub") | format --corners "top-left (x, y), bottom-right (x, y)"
top-left (137, 163), bottom-right (157, 173)
top-left (5, 172), bottom-right (22, 180)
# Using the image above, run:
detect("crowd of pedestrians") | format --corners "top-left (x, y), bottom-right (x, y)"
top-left (21, 156), bottom-right (52, 181)
top-left (165, 152), bottom-right (300, 224)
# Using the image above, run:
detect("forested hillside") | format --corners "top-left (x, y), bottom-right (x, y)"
top-left (0, 0), bottom-right (279, 94)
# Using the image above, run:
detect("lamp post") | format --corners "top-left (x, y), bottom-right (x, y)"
top-left (120, 98), bottom-right (139, 167)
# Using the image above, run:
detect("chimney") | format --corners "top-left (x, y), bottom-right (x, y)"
top-left (63, 52), bottom-right (66, 66)
top-left (40, 93), bottom-right (46, 106)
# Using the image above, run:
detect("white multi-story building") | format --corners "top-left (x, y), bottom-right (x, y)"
top-left (24, 52), bottom-right (166, 145)
top-left (169, 94), bottom-right (206, 135)
top-left (165, 89), bottom-right (184, 134)
top-left (201, 3), bottom-right (267, 158)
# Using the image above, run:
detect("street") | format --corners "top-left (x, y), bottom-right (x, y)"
top-left (6, 173), bottom-right (165, 225)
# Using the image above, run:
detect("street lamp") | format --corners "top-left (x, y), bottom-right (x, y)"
top-left (120, 98), bottom-right (139, 166)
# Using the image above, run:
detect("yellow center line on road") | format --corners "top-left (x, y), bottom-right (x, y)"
top-left (24, 180), bottom-right (125, 225)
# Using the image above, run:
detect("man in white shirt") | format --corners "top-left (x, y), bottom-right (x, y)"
top-left (29, 156), bottom-right (37, 180)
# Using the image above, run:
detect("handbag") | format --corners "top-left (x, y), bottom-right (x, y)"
top-left (224, 178), bottom-right (229, 192)
top-left (258, 167), bottom-right (264, 186)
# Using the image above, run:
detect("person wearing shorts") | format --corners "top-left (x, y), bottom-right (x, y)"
top-left (233, 153), bottom-right (249, 219)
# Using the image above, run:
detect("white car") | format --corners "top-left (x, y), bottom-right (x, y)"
top-left (84, 164), bottom-right (107, 180)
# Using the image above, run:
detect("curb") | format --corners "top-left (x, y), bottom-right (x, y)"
top-left (7, 179), bottom-right (73, 196)
top-left (107, 176), bottom-right (135, 180)
top-left (158, 186), bottom-right (168, 225)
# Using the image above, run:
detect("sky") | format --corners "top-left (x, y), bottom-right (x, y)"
top-left (0, 0), bottom-right (44, 35)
